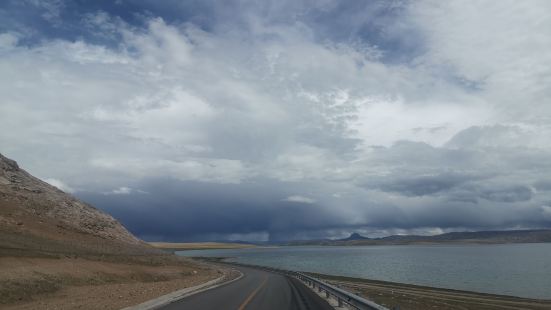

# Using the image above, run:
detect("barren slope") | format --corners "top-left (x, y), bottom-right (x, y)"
top-left (0, 153), bottom-right (225, 309)
top-left (0, 153), bottom-right (156, 256)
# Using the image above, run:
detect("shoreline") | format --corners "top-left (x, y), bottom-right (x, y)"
top-left (308, 272), bottom-right (551, 301)
top-left (313, 273), bottom-right (551, 310)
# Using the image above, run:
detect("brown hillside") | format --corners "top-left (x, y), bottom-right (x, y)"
top-left (0, 153), bottom-right (226, 310)
top-left (0, 153), bottom-right (155, 256)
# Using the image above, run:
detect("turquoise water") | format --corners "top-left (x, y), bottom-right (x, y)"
top-left (177, 243), bottom-right (551, 299)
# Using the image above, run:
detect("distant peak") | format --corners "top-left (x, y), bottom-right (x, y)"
top-left (341, 232), bottom-right (368, 241)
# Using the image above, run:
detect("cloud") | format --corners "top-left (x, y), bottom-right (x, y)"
top-left (0, 33), bottom-right (18, 49)
top-left (44, 178), bottom-right (75, 193)
top-left (90, 157), bottom-right (250, 184)
top-left (373, 173), bottom-right (478, 197)
top-left (111, 187), bottom-right (132, 195)
top-left (1, 1), bottom-right (551, 240)
top-left (282, 195), bottom-right (316, 204)
top-left (408, 0), bottom-right (551, 121)
top-left (542, 206), bottom-right (551, 220)
top-left (103, 186), bottom-right (148, 195)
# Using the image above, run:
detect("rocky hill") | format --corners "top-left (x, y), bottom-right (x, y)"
top-left (0, 153), bottom-right (155, 256)
top-left (0, 153), bottom-right (224, 310)
top-left (338, 232), bottom-right (369, 241)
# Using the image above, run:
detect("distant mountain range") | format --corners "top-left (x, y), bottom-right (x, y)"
top-left (285, 229), bottom-right (551, 246)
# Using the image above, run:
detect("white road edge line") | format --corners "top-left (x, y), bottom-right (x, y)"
top-left (121, 268), bottom-right (245, 310)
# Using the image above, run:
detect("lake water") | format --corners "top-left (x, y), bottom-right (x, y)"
top-left (177, 243), bottom-right (551, 299)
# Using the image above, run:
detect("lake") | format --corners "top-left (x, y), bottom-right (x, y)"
top-left (177, 243), bottom-right (551, 299)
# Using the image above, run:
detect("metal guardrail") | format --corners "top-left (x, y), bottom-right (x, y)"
top-left (295, 272), bottom-right (389, 310)
top-left (223, 262), bottom-right (389, 310)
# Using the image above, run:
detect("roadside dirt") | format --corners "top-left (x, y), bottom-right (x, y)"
top-left (0, 255), bottom-right (232, 310)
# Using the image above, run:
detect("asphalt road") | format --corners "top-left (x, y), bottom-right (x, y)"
top-left (160, 266), bottom-right (334, 310)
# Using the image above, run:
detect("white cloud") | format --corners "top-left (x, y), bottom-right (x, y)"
top-left (408, 0), bottom-right (551, 123)
top-left (350, 95), bottom-right (493, 148)
top-left (44, 178), bottom-right (75, 193)
top-left (111, 187), bottom-right (132, 195)
top-left (283, 195), bottom-right (316, 204)
top-left (104, 186), bottom-right (148, 195)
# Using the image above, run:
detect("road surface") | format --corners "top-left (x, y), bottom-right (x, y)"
top-left (160, 266), bottom-right (334, 310)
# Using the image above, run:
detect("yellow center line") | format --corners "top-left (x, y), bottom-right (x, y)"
top-left (237, 276), bottom-right (268, 310)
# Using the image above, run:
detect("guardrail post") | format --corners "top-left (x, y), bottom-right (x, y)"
top-left (318, 286), bottom-right (322, 293)
top-left (337, 298), bottom-right (343, 307)
top-left (325, 291), bottom-right (330, 298)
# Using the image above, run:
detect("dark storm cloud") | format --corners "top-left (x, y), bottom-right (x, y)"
top-left (534, 180), bottom-right (551, 191)
top-left (373, 173), bottom-right (477, 197)
top-left (477, 185), bottom-right (533, 203)
top-left (79, 178), bottom-right (348, 242)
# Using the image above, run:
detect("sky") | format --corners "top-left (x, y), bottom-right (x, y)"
top-left (1, 0), bottom-right (551, 242)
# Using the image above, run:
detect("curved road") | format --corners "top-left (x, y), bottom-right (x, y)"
top-left (160, 266), bottom-right (333, 310)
